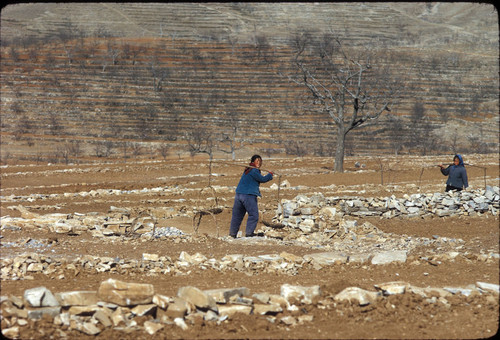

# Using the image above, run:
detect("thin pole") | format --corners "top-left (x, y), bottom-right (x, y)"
top-left (438, 163), bottom-right (488, 189)
top-left (380, 163), bottom-right (383, 186)
top-left (211, 160), bottom-right (279, 176)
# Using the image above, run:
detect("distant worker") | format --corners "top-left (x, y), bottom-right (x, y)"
top-left (438, 154), bottom-right (468, 192)
top-left (229, 155), bottom-right (274, 238)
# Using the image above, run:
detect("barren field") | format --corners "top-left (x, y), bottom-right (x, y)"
top-left (1, 154), bottom-right (499, 339)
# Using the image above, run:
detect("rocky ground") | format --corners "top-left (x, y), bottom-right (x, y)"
top-left (1, 154), bottom-right (499, 339)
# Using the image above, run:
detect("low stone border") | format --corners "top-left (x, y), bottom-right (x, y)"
top-left (2, 278), bottom-right (498, 337)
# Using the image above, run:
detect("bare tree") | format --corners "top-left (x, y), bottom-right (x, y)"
top-left (283, 31), bottom-right (404, 172)
top-left (226, 33), bottom-right (239, 55)
top-left (94, 141), bottom-right (105, 158)
top-left (130, 142), bottom-right (143, 161)
top-left (56, 144), bottom-right (70, 164)
top-left (285, 140), bottom-right (308, 157)
top-left (121, 141), bottom-right (130, 161)
top-left (106, 41), bottom-right (121, 66)
top-left (186, 125), bottom-right (215, 161)
top-left (47, 112), bottom-right (63, 135)
top-left (94, 140), bottom-right (115, 158)
top-left (406, 102), bottom-right (438, 155)
top-left (436, 106), bottom-right (449, 124)
top-left (67, 140), bottom-right (82, 162)
top-left (218, 133), bottom-right (243, 161)
top-left (218, 103), bottom-right (244, 160)
top-left (158, 143), bottom-right (170, 160)
top-left (14, 113), bottom-right (32, 140)
top-left (385, 115), bottom-right (406, 155)
top-left (254, 33), bottom-right (271, 64)
top-left (9, 46), bottom-right (20, 62)
top-left (450, 128), bottom-right (460, 155)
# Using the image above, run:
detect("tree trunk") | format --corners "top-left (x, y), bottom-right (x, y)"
top-left (334, 126), bottom-right (346, 173)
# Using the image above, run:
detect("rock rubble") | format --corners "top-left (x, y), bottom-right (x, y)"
top-left (2, 246), bottom-right (498, 283)
top-left (2, 278), bottom-right (498, 337)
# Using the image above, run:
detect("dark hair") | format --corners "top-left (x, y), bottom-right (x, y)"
top-left (250, 154), bottom-right (262, 163)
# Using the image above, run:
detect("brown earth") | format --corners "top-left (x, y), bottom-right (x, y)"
top-left (1, 154), bottom-right (499, 339)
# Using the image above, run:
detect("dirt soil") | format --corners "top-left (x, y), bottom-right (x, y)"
top-left (1, 154), bottom-right (499, 339)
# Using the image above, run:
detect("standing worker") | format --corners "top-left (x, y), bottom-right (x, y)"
top-left (438, 154), bottom-right (468, 192)
top-left (229, 155), bottom-right (274, 238)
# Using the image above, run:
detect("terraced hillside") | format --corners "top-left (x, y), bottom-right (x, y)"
top-left (1, 3), bottom-right (498, 164)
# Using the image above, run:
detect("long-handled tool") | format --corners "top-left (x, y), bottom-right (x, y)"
top-left (212, 160), bottom-right (280, 176)
top-left (418, 162), bottom-right (487, 189)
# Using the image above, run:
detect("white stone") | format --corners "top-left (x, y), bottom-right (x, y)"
top-left (374, 281), bottom-right (408, 295)
top-left (24, 286), bottom-right (59, 307)
top-left (144, 321), bottom-right (164, 335)
top-left (334, 287), bottom-right (379, 306)
top-left (348, 253), bottom-right (372, 264)
top-left (319, 207), bottom-right (337, 219)
top-left (2, 326), bottom-right (19, 338)
top-left (178, 286), bottom-right (217, 312)
top-left (203, 287), bottom-right (250, 304)
top-left (174, 317), bottom-right (188, 330)
top-left (142, 253), bottom-right (159, 261)
top-left (56, 291), bottom-right (99, 306)
top-left (217, 305), bottom-right (252, 317)
top-left (476, 282), bottom-right (500, 294)
top-left (281, 284), bottom-right (320, 304)
top-left (303, 252), bottom-right (348, 266)
top-left (371, 251), bottom-right (407, 265)
top-left (253, 303), bottom-right (282, 315)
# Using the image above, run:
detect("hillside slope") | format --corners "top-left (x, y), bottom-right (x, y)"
top-left (1, 3), bottom-right (498, 164)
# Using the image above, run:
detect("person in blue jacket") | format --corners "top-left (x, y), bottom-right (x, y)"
top-left (439, 154), bottom-right (468, 192)
top-left (229, 155), bottom-right (274, 238)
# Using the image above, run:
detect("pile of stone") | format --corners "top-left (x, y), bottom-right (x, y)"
top-left (1, 205), bottom-right (184, 238)
top-left (260, 217), bottom-right (475, 256)
top-left (2, 278), bottom-right (498, 338)
top-left (275, 186), bottom-right (499, 226)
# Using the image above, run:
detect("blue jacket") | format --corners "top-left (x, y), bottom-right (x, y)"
top-left (441, 154), bottom-right (468, 189)
top-left (235, 168), bottom-right (273, 197)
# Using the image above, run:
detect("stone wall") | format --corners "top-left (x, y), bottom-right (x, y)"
top-left (277, 186), bottom-right (500, 227)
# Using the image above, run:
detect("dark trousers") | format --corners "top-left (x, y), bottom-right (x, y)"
top-left (445, 185), bottom-right (463, 192)
top-left (229, 193), bottom-right (259, 236)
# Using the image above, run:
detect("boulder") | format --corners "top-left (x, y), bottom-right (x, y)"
top-left (178, 286), bottom-right (218, 312)
top-left (303, 252), bottom-right (348, 266)
top-left (371, 251), bottom-right (407, 265)
top-left (281, 284), bottom-right (320, 304)
top-left (162, 297), bottom-right (190, 318)
top-left (253, 303), bottom-right (283, 315)
top-left (203, 287), bottom-right (250, 304)
top-left (217, 305), bottom-right (252, 317)
top-left (24, 286), bottom-right (59, 307)
top-left (476, 282), bottom-right (500, 294)
top-left (334, 287), bottom-right (380, 306)
top-left (144, 320), bottom-right (164, 335)
top-left (374, 281), bottom-right (409, 295)
top-left (97, 279), bottom-right (154, 306)
top-left (56, 291), bottom-right (99, 306)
